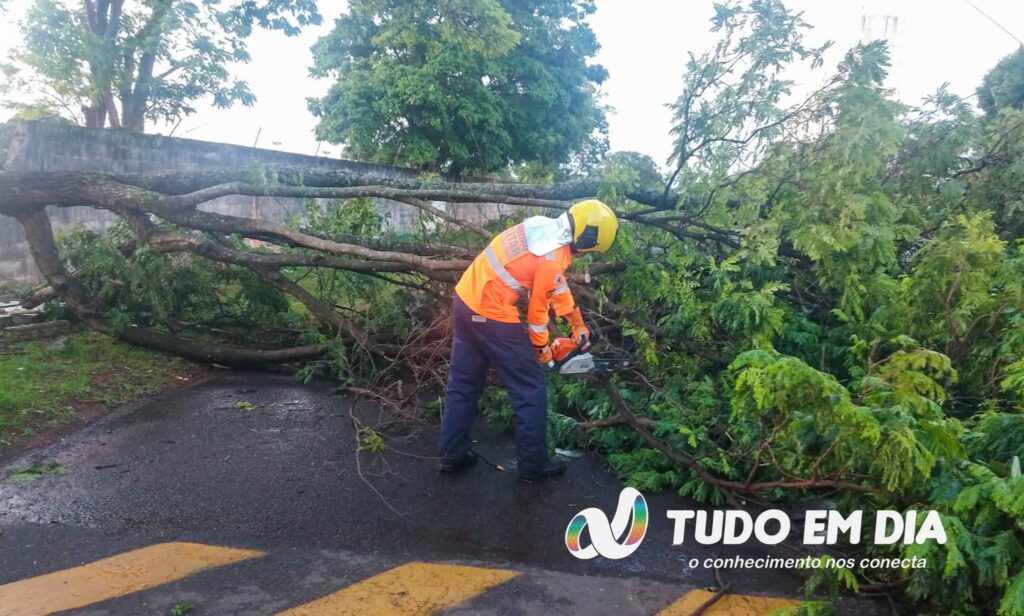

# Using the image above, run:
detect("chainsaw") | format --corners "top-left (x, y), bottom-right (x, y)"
top-left (549, 336), bottom-right (629, 375)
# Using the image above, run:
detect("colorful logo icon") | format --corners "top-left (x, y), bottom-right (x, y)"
top-left (565, 487), bottom-right (648, 560)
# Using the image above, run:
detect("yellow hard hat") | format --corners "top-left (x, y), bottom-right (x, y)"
top-left (569, 199), bottom-right (618, 253)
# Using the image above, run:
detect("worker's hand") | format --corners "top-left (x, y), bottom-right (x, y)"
top-left (534, 344), bottom-right (553, 366)
top-left (566, 307), bottom-right (591, 351)
top-left (572, 324), bottom-right (591, 350)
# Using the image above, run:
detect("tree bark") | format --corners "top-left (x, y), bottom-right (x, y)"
top-left (0, 166), bottom-right (734, 368)
top-left (0, 168), bottom-right (678, 211)
top-left (14, 205), bottom-right (329, 365)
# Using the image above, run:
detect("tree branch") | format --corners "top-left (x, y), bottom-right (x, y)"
top-left (602, 381), bottom-right (885, 499)
top-left (15, 207), bottom-right (324, 365)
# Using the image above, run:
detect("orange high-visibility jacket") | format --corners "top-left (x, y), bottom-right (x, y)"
top-left (454, 223), bottom-right (575, 347)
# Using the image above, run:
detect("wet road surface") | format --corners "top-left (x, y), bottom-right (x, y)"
top-left (0, 372), bottom-right (881, 614)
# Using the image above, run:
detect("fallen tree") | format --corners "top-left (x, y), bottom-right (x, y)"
top-left (4, 6), bottom-right (1024, 614)
top-left (0, 165), bottom-right (700, 364)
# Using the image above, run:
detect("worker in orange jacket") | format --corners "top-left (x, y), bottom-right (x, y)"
top-left (438, 200), bottom-right (619, 481)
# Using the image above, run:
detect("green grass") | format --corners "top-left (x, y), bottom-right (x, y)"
top-left (0, 331), bottom-right (198, 449)
top-left (7, 461), bottom-right (68, 482)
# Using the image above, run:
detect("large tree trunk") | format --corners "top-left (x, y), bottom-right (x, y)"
top-left (82, 0), bottom-right (127, 130)
top-left (82, 102), bottom-right (107, 129)
top-left (0, 165), bottom-right (736, 368)
top-left (121, 51), bottom-right (156, 131)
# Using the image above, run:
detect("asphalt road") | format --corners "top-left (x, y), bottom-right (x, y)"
top-left (0, 372), bottom-right (881, 615)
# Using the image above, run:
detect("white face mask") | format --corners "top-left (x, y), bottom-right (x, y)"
top-left (523, 213), bottom-right (573, 256)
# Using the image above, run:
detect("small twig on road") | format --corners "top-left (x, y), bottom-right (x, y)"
top-left (348, 400), bottom-right (404, 517)
top-left (687, 567), bottom-right (732, 616)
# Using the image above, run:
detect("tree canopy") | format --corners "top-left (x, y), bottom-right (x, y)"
top-left (308, 0), bottom-right (608, 176)
top-left (978, 46), bottom-right (1024, 116)
top-left (1, 0), bottom-right (322, 131)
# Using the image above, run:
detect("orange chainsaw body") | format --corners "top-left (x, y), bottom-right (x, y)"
top-left (550, 337), bottom-right (580, 363)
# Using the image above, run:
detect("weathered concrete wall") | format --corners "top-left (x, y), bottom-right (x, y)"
top-left (0, 205), bottom-right (121, 283)
top-left (0, 121), bottom-right (515, 285)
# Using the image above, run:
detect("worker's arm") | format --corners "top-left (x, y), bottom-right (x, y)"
top-left (527, 259), bottom-right (579, 348)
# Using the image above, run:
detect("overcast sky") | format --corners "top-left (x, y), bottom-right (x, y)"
top-left (1, 0), bottom-right (1022, 167)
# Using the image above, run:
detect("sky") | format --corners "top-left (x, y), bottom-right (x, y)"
top-left (0, 0), bottom-right (1022, 168)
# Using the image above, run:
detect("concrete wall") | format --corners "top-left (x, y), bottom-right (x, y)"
top-left (0, 121), bottom-right (515, 285)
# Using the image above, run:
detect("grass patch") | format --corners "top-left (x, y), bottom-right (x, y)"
top-left (7, 460), bottom-right (68, 482)
top-left (170, 602), bottom-right (194, 615)
top-left (0, 331), bottom-right (199, 449)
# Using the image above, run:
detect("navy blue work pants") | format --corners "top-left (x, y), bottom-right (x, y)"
top-left (439, 295), bottom-right (549, 474)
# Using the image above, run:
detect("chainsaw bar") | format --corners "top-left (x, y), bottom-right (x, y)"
top-left (557, 352), bottom-right (630, 375)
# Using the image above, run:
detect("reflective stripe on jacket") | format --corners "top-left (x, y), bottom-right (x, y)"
top-left (454, 223), bottom-right (575, 347)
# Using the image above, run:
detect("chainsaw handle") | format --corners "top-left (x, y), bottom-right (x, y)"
top-left (579, 326), bottom-right (597, 352)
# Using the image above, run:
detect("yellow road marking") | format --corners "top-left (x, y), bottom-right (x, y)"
top-left (277, 562), bottom-right (520, 616)
top-left (658, 589), bottom-right (799, 615)
top-left (0, 541), bottom-right (264, 616)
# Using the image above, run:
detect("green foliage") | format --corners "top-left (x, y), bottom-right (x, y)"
top-left (900, 466), bottom-right (1024, 615)
top-left (2, 0), bottom-right (321, 129)
top-left (59, 222), bottom-right (302, 342)
top-left (7, 461), bottom-right (68, 482)
top-left (357, 427), bottom-right (387, 453)
top-left (570, 3), bottom-right (1024, 614)
top-left (978, 47), bottom-right (1024, 117)
top-left (667, 0), bottom-right (830, 183)
top-left (285, 197), bottom-right (425, 382)
top-left (799, 556), bottom-right (858, 613)
top-left (600, 151), bottom-right (665, 189)
top-left (308, 0), bottom-right (607, 175)
top-left (169, 602), bottom-right (194, 616)
top-left (479, 386), bottom-right (512, 428)
top-left (727, 345), bottom-right (962, 493)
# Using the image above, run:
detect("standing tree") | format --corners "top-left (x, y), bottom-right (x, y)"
top-left (978, 46), bottom-right (1024, 116)
top-left (1, 0), bottom-right (321, 131)
top-left (308, 0), bottom-right (608, 176)
top-left (600, 151), bottom-right (664, 188)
